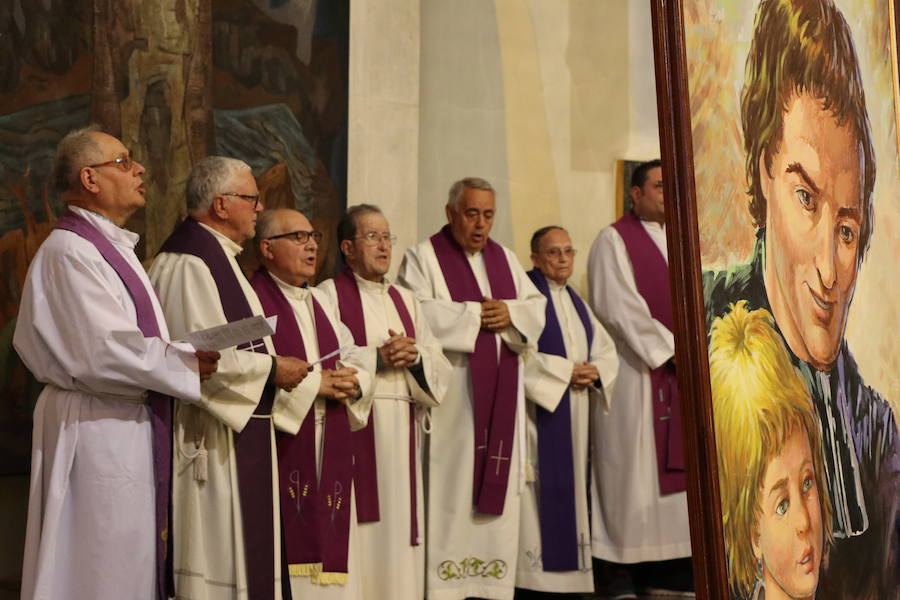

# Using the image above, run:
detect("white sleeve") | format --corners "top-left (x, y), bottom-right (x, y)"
top-left (397, 244), bottom-right (483, 354)
top-left (585, 308), bottom-right (619, 413)
top-left (150, 252), bottom-right (271, 432)
top-left (15, 238), bottom-right (201, 403)
top-left (404, 290), bottom-right (452, 408)
top-left (587, 228), bottom-right (674, 369)
top-left (499, 251), bottom-right (547, 354)
top-left (522, 349), bottom-right (573, 412)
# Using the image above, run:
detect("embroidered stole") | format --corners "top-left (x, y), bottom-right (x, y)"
top-left (332, 268), bottom-right (421, 546)
top-left (429, 225), bottom-right (518, 515)
top-left (250, 267), bottom-right (354, 584)
top-left (526, 268), bottom-right (594, 571)
top-left (159, 217), bottom-right (277, 599)
top-left (611, 211), bottom-right (685, 494)
top-left (56, 210), bottom-right (174, 600)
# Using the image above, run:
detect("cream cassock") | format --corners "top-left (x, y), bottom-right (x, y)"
top-left (586, 221), bottom-right (691, 563)
top-left (149, 223), bottom-right (372, 600)
top-left (318, 271), bottom-right (451, 600)
top-left (261, 272), bottom-right (374, 600)
top-left (15, 206), bottom-right (201, 600)
top-left (397, 238), bottom-right (545, 600)
top-left (517, 279), bottom-right (619, 593)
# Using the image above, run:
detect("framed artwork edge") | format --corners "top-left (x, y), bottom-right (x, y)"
top-left (650, 2), bottom-right (729, 599)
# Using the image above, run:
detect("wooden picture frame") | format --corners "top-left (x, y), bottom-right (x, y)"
top-left (650, 4), bottom-right (728, 598)
top-left (650, 1), bottom-right (900, 599)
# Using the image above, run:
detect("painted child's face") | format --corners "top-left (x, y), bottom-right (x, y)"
top-left (753, 425), bottom-right (824, 600)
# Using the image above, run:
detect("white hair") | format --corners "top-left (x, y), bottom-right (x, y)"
top-left (186, 156), bottom-right (252, 213)
top-left (447, 177), bottom-right (495, 206)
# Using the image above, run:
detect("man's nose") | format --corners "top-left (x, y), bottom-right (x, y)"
top-left (813, 220), bottom-right (837, 290)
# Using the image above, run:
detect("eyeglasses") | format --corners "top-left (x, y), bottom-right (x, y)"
top-left (355, 232), bottom-right (397, 245)
top-left (266, 229), bottom-right (323, 244)
top-left (88, 154), bottom-right (134, 172)
top-left (541, 247), bottom-right (576, 259)
top-left (222, 193), bottom-right (261, 209)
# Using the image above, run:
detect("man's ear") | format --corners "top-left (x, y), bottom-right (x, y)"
top-left (530, 252), bottom-right (540, 270)
top-left (259, 239), bottom-right (274, 261)
top-left (340, 239), bottom-right (354, 261)
top-left (445, 203), bottom-right (454, 223)
top-left (211, 195), bottom-right (229, 220)
top-left (629, 185), bottom-right (641, 207)
top-left (79, 167), bottom-right (99, 194)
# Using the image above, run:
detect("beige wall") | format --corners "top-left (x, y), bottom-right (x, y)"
top-left (350, 0), bottom-right (661, 293)
top-left (347, 0), bottom-right (421, 280)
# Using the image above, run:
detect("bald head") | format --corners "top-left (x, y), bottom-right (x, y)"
top-left (256, 208), bottom-right (320, 286)
top-left (51, 127), bottom-right (147, 226)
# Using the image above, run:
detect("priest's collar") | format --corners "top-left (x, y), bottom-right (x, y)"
top-left (632, 210), bottom-right (666, 232)
top-left (68, 205), bottom-right (139, 248)
top-left (269, 270), bottom-right (311, 301)
top-left (196, 221), bottom-right (243, 256)
top-left (547, 278), bottom-right (566, 292)
top-left (351, 269), bottom-right (391, 293)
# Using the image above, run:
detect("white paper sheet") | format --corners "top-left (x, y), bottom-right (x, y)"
top-left (183, 315), bottom-right (277, 351)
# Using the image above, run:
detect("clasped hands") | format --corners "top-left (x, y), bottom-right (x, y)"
top-left (379, 329), bottom-right (418, 368)
top-left (480, 298), bottom-right (511, 332)
top-left (273, 356), bottom-right (359, 400)
top-left (570, 361), bottom-right (599, 390)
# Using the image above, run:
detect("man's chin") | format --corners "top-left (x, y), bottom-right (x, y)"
top-left (802, 330), bottom-right (842, 371)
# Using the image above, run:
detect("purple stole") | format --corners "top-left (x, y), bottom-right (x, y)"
top-left (250, 267), bottom-right (354, 578)
top-left (158, 218), bottom-right (277, 599)
top-left (332, 268), bottom-right (421, 546)
top-left (526, 268), bottom-right (594, 571)
top-left (55, 210), bottom-right (174, 600)
top-left (429, 225), bottom-right (519, 515)
top-left (611, 211), bottom-right (685, 494)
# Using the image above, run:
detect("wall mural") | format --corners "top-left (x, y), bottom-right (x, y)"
top-left (684, 0), bottom-right (899, 598)
top-left (0, 0), bottom-right (348, 474)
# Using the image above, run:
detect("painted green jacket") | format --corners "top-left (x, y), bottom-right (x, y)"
top-left (702, 229), bottom-right (898, 600)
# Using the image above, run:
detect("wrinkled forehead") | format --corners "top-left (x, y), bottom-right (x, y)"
top-left (90, 132), bottom-right (128, 157)
top-left (459, 188), bottom-right (495, 211)
top-left (539, 228), bottom-right (571, 250)
top-left (355, 211), bottom-right (389, 232)
top-left (275, 211), bottom-right (312, 235)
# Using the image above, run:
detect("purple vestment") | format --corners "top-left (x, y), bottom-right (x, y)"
top-left (612, 211), bottom-right (685, 494)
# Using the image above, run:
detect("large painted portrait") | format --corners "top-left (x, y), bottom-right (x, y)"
top-left (0, 0), bottom-right (349, 474)
top-left (652, 0), bottom-right (900, 598)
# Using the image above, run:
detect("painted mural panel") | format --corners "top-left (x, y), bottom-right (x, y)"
top-left (0, 0), bottom-right (348, 474)
top-left (685, 0), bottom-right (899, 598)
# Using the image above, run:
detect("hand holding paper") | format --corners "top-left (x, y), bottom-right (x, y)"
top-left (183, 315), bottom-right (277, 351)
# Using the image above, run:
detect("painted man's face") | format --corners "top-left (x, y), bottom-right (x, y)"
top-left (762, 93), bottom-right (864, 371)
top-left (753, 425), bottom-right (824, 600)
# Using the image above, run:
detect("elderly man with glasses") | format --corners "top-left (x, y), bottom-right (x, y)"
top-left (15, 126), bottom-right (220, 600)
top-left (317, 204), bottom-right (451, 600)
top-left (150, 157), bottom-right (317, 600)
top-left (514, 226), bottom-right (618, 597)
top-left (248, 207), bottom-right (374, 598)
